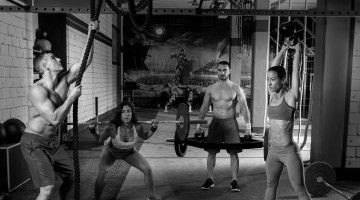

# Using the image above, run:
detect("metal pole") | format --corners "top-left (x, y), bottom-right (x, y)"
top-left (298, 0), bottom-right (309, 143)
top-left (95, 97), bottom-right (98, 122)
top-left (95, 97), bottom-right (99, 134)
top-left (276, 0), bottom-right (281, 53)
top-left (319, 178), bottom-right (350, 199)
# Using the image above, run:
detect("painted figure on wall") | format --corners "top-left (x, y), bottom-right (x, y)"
top-left (170, 48), bottom-right (195, 85)
top-left (123, 15), bottom-right (245, 108)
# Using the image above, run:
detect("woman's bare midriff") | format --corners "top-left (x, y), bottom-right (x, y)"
top-left (268, 119), bottom-right (294, 146)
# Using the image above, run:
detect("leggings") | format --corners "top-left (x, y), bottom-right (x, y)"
top-left (265, 143), bottom-right (310, 200)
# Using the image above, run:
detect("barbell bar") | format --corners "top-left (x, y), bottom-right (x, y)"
top-left (64, 119), bottom-right (207, 126)
top-left (305, 162), bottom-right (360, 200)
top-left (65, 102), bottom-right (206, 144)
top-left (139, 119), bottom-right (207, 124)
top-left (316, 177), bottom-right (353, 199)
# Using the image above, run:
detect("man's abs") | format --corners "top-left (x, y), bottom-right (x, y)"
top-left (212, 100), bottom-right (236, 119)
top-left (210, 84), bottom-right (237, 119)
top-left (25, 116), bottom-right (57, 138)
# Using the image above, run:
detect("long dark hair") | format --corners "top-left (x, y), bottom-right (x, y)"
top-left (110, 101), bottom-right (138, 128)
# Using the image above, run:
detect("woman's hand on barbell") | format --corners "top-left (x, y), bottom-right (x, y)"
top-left (150, 119), bottom-right (158, 132)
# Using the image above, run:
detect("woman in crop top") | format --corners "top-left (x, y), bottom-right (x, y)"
top-left (264, 42), bottom-right (311, 200)
top-left (92, 101), bottom-right (162, 200)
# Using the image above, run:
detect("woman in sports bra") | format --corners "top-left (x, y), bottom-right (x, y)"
top-left (92, 101), bottom-right (162, 200)
top-left (264, 42), bottom-right (311, 200)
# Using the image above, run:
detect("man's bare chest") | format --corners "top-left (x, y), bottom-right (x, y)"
top-left (211, 86), bottom-right (236, 102)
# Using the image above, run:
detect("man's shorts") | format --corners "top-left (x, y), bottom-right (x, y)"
top-left (100, 142), bottom-right (136, 166)
top-left (205, 117), bottom-right (242, 154)
top-left (20, 132), bottom-right (74, 189)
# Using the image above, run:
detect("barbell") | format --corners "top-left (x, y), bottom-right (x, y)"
top-left (66, 103), bottom-right (263, 157)
top-left (172, 103), bottom-right (264, 157)
top-left (66, 102), bottom-right (207, 141)
top-left (65, 119), bottom-right (206, 126)
top-left (305, 162), bottom-right (360, 200)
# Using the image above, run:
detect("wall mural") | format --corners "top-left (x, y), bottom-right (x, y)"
top-left (123, 15), bottom-right (231, 108)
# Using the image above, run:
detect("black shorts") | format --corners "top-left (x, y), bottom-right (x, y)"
top-left (205, 117), bottom-right (242, 154)
top-left (20, 132), bottom-right (74, 189)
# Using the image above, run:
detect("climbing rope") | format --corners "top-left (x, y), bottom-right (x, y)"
top-left (128, 0), bottom-right (153, 32)
top-left (105, 0), bottom-right (127, 15)
top-left (72, 0), bottom-right (103, 199)
top-left (105, 0), bottom-right (153, 32)
top-left (300, 75), bottom-right (313, 150)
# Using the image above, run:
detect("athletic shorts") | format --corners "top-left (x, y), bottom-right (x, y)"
top-left (267, 142), bottom-right (301, 162)
top-left (100, 142), bottom-right (136, 166)
top-left (205, 117), bottom-right (242, 154)
top-left (20, 132), bottom-right (74, 188)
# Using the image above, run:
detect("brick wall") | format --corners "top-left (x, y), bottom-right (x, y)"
top-left (0, 0), bottom-right (35, 124)
top-left (0, 4), bottom-right (117, 126)
top-left (66, 14), bottom-right (117, 123)
top-left (346, 18), bottom-right (360, 168)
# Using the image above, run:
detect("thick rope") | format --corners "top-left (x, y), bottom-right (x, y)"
top-left (105, 0), bottom-right (153, 33)
top-left (91, 0), bottom-right (95, 19)
top-left (72, 0), bottom-right (103, 199)
top-left (128, 0), bottom-right (153, 32)
top-left (105, 0), bottom-right (127, 15)
top-left (134, 0), bottom-right (149, 12)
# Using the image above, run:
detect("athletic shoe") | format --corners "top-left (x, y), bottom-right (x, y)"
top-left (230, 180), bottom-right (241, 192)
top-left (201, 178), bottom-right (215, 190)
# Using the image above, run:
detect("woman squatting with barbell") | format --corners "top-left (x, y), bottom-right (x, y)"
top-left (91, 101), bottom-right (162, 200)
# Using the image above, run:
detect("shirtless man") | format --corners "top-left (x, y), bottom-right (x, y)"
top-left (20, 21), bottom-right (98, 200)
top-left (197, 61), bottom-right (251, 192)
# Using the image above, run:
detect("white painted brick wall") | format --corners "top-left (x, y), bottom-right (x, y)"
top-left (346, 18), bottom-right (360, 168)
top-left (66, 15), bottom-right (117, 124)
top-left (0, 0), bottom-right (11, 6)
top-left (347, 147), bottom-right (356, 158)
top-left (72, 14), bottom-right (112, 38)
top-left (0, 10), bottom-right (34, 124)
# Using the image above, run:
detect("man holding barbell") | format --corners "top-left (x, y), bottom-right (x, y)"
top-left (197, 60), bottom-right (252, 192)
top-left (20, 21), bottom-right (99, 200)
top-left (91, 101), bottom-right (162, 200)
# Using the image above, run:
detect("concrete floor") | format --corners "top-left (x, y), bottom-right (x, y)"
top-left (8, 108), bottom-right (360, 200)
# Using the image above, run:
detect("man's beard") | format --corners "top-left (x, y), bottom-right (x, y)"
top-left (218, 75), bottom-right (228, 81)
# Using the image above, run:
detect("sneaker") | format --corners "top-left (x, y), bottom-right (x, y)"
top-left (147, 193), bottom-right (162, 200)
top-left (230, 180), bottom-right (240, 192)
top-left (201, 178), bottom-right (215, 190)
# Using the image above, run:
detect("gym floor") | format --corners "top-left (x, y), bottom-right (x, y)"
top-left (10, 108), bottom-right (360, 200)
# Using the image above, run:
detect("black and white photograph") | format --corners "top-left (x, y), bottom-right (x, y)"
top-left (0, 0), bottom-right (359, 199)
